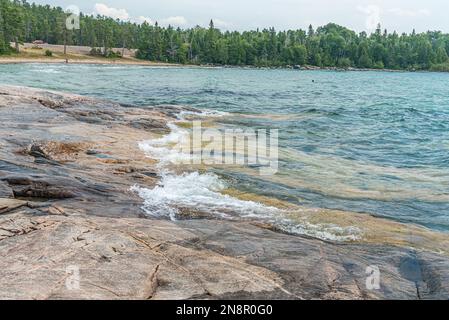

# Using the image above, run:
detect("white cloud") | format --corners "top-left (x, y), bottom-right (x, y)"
top-left (135, 16), bottom-right (154, 25)
top-left (212, 18), bottom-right (230, 28)
top-left (72, 1), bottom-right (446, 33)
top-left (160, 16), bottom-right (188, 27)
top-left (92, 4), bottom-right (187, 27)
top-left (388, 8), bottom-right (431, 17)
top-left (94, 3), bottom-right (130, 20)
top-left (357, 5), bottom-right (381, 31)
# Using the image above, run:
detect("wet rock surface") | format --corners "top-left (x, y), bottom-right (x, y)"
top-left (0, 85), bottom-right (448, 300)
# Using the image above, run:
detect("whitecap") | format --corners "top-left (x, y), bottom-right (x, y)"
top-left (131, 171), bottom-right (362, 241)
top-left (137, 122), bottom-right (195, 167)
top-left (175, 108), bottom-right (229, 121)
top-left (132, 110), bottom-right (362, 242)
top-left (131, 171), bottom-right (279, 221)
top-left (30, 68), bottom-right (61, 74)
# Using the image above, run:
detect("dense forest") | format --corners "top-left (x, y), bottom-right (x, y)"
top-left (1, 0), bottom-right (449, 71)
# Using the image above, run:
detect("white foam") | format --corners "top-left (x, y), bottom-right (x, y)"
top-left (278, 221), bottom-right (362, 242)
top-left (31, 67), bottom-right (61, 74)
top-left (131, 171), bottom-right (361, 242)
top-left (175, 108), bottom-right (229, 121)
top-left (131, 171), bottom-right (279, 221)
top-left (132, 109), bottom-right (362, 242)
top-left (138, 123), bottom-right (192, 167)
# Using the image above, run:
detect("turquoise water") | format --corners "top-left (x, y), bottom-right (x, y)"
top-left (1, 63), bottom-right (449, 231)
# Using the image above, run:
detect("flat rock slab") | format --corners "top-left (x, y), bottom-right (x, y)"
top-left (1, 212), bottom-right (448, 300)
top-left (0, 212), bottom-right (286, 300)
top-left (0, 198), bottom-right (27, 214)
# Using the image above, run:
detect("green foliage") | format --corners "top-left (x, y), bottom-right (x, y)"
top-left (88, 47), bottom-right (121, 58)
top-left (0, 0), bottom-right (25, 53)
top-left (1, 0), bottom-right (449, 71)
top-left (89, 47), bottom-right (103, 56)
top-left (105, 50), bottom-right (121, 58)
top-left (435, 46), bottom-right (449, 64)
top-left (430, 63), bottom-right (449, 72)
top-left (337, 57), bottom-right (351, 69)
top-left (44, 49), bottom-right (52, 56)
top-left (373, 61), bottom-right (385, 69)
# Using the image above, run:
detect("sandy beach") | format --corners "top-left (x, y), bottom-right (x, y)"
top-left (0, 42), bottom-right (182, 66)
top-left (0, 56), bottom-right (180, 66)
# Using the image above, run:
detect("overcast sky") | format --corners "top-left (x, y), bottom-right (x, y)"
top-left (32, 0), bottom-right (449, 33)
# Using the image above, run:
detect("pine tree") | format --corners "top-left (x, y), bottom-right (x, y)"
top-left (1, 0), bottom-right (449, 70)
top-left (308, 24), bottom-right (314, 37)
top-left (2, 1), bottom-right (25, 52)
top-left (435, 46), bottom-right (449, 63)
top-left (0, 0), bottom-right (7, 53)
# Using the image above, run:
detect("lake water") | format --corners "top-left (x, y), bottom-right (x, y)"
top-left (1, 63), bottom-right (449, 234)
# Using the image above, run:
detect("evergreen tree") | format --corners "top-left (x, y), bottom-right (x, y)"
top-left (1, 0), bottom-right (449, 70)
top-left (435, 46), bottom-right (449, 63)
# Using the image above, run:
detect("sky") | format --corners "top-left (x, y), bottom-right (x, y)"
top-left (32, 0), bottom-right (449, 33)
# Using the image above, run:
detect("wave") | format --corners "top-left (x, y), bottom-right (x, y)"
top-left (138, 122), bottom-right (193, 167)
top-left (175, 108), bottom-right (230, 121)
top-left (30, 68), bottom-right (61, 74)
top-left (131, 171), bottom-right (278, 220)
top-left (131, 171), bottom-right (361, 241)
top-left (138, 107), bottom-right (229, 166)
top-left (131, 107), bottom-right (362, 242)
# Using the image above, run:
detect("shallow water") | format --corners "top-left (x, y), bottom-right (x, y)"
top-left (1, 63), bottom-right (449, 232)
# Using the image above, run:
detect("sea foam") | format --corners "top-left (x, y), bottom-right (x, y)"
top-left (131, 171), bottom-right (279, 221)
top-left (132, 108), bottom-right (362, 242)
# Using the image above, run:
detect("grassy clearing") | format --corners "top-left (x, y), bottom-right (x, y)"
top-left (0, 46), bottom-right (174, 66)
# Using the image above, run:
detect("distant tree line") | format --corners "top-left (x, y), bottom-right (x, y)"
top-left (1, 0), bottom-right (449, 70)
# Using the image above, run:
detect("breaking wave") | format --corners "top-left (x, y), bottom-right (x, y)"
top-left (132, 108), bottom-right (362, 242)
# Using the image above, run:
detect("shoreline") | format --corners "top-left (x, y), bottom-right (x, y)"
top-left (0, 56), bottom-right (186, 67)
top-left (1, 42), bottom-right (446, 73)
top-left (1, 56), bottom-right (446, 74)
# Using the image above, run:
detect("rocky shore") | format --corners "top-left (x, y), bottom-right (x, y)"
top-left (0, 85), bottom-right (448, 300)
